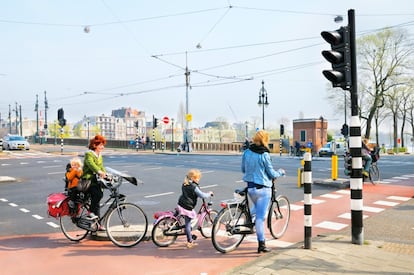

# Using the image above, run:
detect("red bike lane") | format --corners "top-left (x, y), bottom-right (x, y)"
top-left (0, 183), bottom-right (413, 275)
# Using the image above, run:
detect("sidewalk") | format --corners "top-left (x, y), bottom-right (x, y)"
top-left (224, 197), bottom-right (414, 275)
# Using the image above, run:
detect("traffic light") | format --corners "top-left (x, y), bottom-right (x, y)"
top-left (321, 26), bottom-right (352, 90)
top-left (57, 108), bottom-right (66, 127)
top-left (341, 123), bottom-right (349, 137)
top-left (153, 117), bottom-right (158, 128)
top-left (280, 124), bottom-right (284, 136)
top-left (134, 121), bottom-right (139, 128)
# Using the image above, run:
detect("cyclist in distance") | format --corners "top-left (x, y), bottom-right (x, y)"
top-left (177, 169), bottom-right (213, 249)
top-left (362, 137), bottom-right (372, 177)
top-left (82, 135), bottom-right (107, 229)
top-left (241, 130), bottom-right (285, 253)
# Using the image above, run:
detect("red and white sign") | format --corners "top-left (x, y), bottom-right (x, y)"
top-left (162, 116), bottom-right (169, 124)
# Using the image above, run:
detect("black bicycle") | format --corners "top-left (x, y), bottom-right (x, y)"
top-left (59, 167), bottom-right (148, 247)
top-left (211, 181), bottom-right (290, 253)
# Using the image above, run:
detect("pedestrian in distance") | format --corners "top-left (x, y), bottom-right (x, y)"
top-left (82, 134), bottom-right (107, 230)
top-left (177, 169), bottom-right (213, 248)
top-left (66, 157), bottom-right (83, 214)
top-left (241, 130), bottom-right (285, 253)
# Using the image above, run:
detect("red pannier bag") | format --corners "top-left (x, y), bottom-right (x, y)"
top-left (47, 193), bottom-right (70, 218)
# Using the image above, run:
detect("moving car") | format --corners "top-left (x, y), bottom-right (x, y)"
top-left (318, 141), bottom-right (345, 157)
top-left (2, 134), bottom-right (30, 150)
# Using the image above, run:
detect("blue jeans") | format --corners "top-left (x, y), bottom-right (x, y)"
top-left (363, 154), bottom-right (372, 172)
top-left (247, 187), bottom-right (271, 242)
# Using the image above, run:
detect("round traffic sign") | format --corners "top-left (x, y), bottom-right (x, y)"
top-left (162, 116), bottom-right (169, 124)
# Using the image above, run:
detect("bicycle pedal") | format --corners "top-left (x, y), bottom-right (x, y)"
top-left (192, 234), bottom-right (197, 240)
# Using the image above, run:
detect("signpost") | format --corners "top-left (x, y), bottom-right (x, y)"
top-left (162, 116), bottom-right (169, 124)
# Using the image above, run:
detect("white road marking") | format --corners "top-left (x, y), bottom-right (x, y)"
top-left (46, 222), bottom-right (60, 228)
top-left (363, 206), bottom-right (385, 213)
top-left (0, 198), bottom-right (8, 202)
top-left (387, 196), bottom-right (411, 201)
top-left (315, 221), bottom-right (348, 231)
top-left (374, 200), bottom-right (399, 207)
top-left (20, 208), bottom-right (30, 213)
top-left (320, 193), bottom-right (343, 199)
top-left (145, 192), bottom-right (175, 198)
top-left (32, 215), bottom-right (43, 220)
top-left (9, 203), bottom-right (18, 207)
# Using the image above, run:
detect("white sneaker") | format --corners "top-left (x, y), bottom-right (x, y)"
top-left (86, 212), bottom-right (98, 220)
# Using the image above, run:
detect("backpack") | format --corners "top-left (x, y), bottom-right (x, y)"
top-left (64, 163), bottom-right (71, 190)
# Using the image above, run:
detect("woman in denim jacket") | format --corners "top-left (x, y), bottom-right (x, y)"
top-left (241, 130), bottom-right (285, 253)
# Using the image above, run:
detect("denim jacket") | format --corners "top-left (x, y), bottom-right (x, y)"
top-left (241, 149), bottom-right (283, 188)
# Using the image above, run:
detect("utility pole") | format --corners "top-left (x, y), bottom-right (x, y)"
top-left (35, 94), bottom-right (39, 143)
top-left (44, 91), bottom-right (48, 138)
top-left (15, 102), bottom-right (18, 135)
top-left (19, 105), bottom-right (22, 136)
top-left (8, 104), bottom-right (11, 133)
top-left (184, 52), bottom-right (191, 152)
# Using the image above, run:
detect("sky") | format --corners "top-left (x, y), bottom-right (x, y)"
top-left (1, 0), bottom-right (414, 133)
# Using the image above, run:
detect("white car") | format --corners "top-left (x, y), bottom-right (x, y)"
top-left (2, 135), bottom-right (30, 150)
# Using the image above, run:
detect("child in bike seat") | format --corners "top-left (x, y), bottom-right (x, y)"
top-left (66, 157), bottom-right (83, 214)
top-left (177, 169), bottom-right (213, 249)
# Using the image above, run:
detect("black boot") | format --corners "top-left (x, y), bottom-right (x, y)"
top-left (258, 241), bottom-right (271, 253)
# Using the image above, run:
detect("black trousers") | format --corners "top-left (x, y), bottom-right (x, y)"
top-left (88, 183), bottom-right (103, 217)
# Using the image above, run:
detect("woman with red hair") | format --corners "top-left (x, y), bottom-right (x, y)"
top-left (82, 135), bottom-right (107, 228)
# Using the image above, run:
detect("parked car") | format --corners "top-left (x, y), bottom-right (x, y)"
top-left (2, 134), bottom-right (30, 150)
top-left (318, 141), bottom-right (345, 157)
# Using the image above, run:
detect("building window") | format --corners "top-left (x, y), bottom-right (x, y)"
top-left (300, 130), bottom-right (306, 142)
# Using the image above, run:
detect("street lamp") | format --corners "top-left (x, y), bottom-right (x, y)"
top-left (257, 80), bottom-right (269, 130)
top-left (245, 121), bottom-right (248, 138)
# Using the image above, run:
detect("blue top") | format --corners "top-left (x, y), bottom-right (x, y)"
top-left (241, 149), bottom-right (283, 188)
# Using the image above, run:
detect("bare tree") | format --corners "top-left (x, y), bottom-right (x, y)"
top-left (357, 28), bottom-right (413, 140)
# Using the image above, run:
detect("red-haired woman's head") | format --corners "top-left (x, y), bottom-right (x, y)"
top-left (89, 135), bottom-right (106, 150)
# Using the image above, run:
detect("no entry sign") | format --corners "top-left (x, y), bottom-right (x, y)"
top-left (162, 116), bottom-right (169, 124)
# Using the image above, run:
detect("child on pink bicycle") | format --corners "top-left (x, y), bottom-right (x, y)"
top-left (177, 169), bottom-right (213, 248)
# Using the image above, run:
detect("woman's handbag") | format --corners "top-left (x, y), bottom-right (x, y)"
top-left (77, 178), bottom-right (92, 192)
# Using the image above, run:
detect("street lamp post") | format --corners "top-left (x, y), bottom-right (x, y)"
top-left (245, 121), bottom-right (248, 138)
top-left (257, 80), bottom-right (269, 130)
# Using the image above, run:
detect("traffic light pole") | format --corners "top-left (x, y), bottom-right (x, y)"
top-left (348, 9), bottom-right (364, 245)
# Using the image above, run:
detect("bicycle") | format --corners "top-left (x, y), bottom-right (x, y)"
top-left (151, 196), bottom-right (218, 247)
top-left (344, 147), bottom-right (381, 185)
top-left (211, 181), bottom-right (290, 253)
top-left (58, 167), bottom-right (148, 247)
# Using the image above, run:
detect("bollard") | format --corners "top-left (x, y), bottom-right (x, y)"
top-left (303, 152), bottom-right (312, 249)
top-left (297, 167), bottom-right (304, 188)
top-left (331, 154), bottom-right (338, 180)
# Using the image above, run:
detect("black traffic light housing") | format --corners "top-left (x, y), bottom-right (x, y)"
top-left (321, 26), bottom-right (352, 90)
top-left (57, 108), bottom-right (66, 127)
top-left (280, 124), bottom-right (284, 136)
top-left (153, 117), bottom-right (158, 128)
top-left (341, 123), bottom-right (349, 137)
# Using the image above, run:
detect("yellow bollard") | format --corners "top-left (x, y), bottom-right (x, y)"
top-left (297, 167), bottom-right (304, 188)
top-left (331, 154), bottom-right (338, 180)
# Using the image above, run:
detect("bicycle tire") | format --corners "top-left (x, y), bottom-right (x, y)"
top-left (151, 216), bottom-right (179, 247)
top-left (369, 164), bottom-right (380, 184)
top-left (268, 195), bottom-right (290, 239)
top-left (60, 204), bottom-right (89, 242)
top-left (106, 202), bottom-right (148, 247)
top-left (211, 206), bottom-right (246, 253)
top-left (199, 209), bottom-right (218, 238)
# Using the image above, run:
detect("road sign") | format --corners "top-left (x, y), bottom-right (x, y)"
top-left (162, 116), bottom-right (169, 124)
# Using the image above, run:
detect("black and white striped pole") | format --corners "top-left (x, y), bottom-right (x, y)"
top-left (303, 151), bottom-right (312, 249)
top-left (321, 9), bottom-right (363, 244)
top-left (348, 9), bottom-right (364, 245)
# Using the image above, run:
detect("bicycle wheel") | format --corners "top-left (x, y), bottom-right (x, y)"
top-left (106, 202), bottom-right (148, 247)
top-left (268, 195), bottom-right (290, 239)
top-left (369, 164), bottom-right (380, 184)
top-left (211, 206), bottom-right (246, 253)
top-left (200, 209), bottom-right (218, 238)
top-left (152, 216), bottom-right (179, 247)
top-left (60, 205), bottom-right (89, 241)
